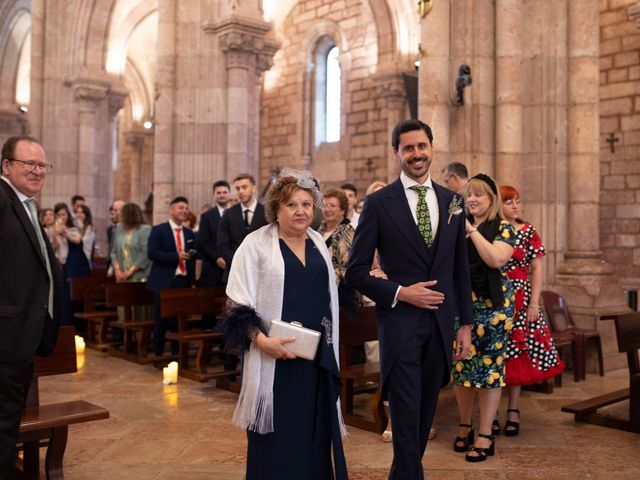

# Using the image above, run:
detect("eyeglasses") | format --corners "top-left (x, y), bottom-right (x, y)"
top-left (5, 158), bottom-right (54, 173)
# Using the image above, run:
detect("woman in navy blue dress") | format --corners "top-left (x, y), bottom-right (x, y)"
top-left (52, 203), bottom-right (90, 325)
top-left (224, 170), bottom-right (347, 480)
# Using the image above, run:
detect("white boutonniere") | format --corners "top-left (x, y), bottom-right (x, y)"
top-left (448, 196), bottom-right (463, 224)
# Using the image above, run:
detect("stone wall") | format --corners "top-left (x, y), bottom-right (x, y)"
top-left (599, 0), bottom-right (640, 290)
top-left (260, 0), bottom-right (410, 193)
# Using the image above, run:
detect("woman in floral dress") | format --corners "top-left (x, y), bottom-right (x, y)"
top-left (498, 185), bottom-right (564, 436)
top-left (451, 174), bottom-right (515, 462)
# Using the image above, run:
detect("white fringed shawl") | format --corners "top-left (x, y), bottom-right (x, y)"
top-left (226, 223), bottom-right (346, 435)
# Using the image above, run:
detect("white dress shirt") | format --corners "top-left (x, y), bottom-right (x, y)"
top-left (241, 198), bottom-right (258, 227)
top-left (392, 172), bottom-right (441, 307)
top-left (400, 171), bottom-right (440, 240)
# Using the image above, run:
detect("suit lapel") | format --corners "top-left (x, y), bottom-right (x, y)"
top-left (431, 183), bottom-right (460, 270)
top-left (1, 180), bottom-right (47, 267)
top-left (380, 179), bottom-right (432, 268)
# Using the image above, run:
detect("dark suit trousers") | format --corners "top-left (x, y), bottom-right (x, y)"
top-left (153, 276), bottom-right (190, 356)
top-left (0, 362), bottom-right (33, 479)
top-left (386, 314), bottom-right (446, 480)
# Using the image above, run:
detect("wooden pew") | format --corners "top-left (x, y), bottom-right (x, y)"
top-left (70, 275), bottom-right (117, 350)
top-left (162, 287), bottom-right (240, 384)
top-left (16, 326), bottom-right (109, 479)
top-left (106, 282), bottom-right (156, 364)
top-left (339, 306), bottom-right (387, 434)
top-left (561, 311), bottom-right (640, 433)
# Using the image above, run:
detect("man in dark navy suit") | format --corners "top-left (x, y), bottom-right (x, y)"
top-left (346, 120), bottom-right (474, 480)
top-left (217, 173), bottom-right (267, 281)
top-left (197, 180), bottom-right (231, 287)
top-left (0, 135), bottom-right (63, 477)
top-left (147, 196), bottom-right (196, 357)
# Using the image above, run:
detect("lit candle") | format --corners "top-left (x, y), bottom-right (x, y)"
top-left (162, 362), bottom-right (179, 385)
top-left (75, 335), bottom-right (86, 354)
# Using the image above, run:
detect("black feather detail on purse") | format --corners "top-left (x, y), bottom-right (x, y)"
top-left (219, 303), bottom-right (268, 351)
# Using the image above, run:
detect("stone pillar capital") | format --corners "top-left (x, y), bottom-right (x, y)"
top-left (66, 73), bottom-right (129, 116)
top-left (108, 86), bottom-right (129, 118)
top-left (204, 15), bottom-right (279, 72)
top-left (373, 71), bottom-right (407, 109)
top-left (0, 109), bottom-right (28, 134)
top-left (125, 130), bottom-right (145, 151)
top-left (67, 77), bottom-right (109, 104)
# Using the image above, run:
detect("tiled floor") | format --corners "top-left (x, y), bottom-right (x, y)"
top-left (35, 350), bottom-right (639, 479)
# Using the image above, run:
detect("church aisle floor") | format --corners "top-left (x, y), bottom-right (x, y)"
top-left (37, 349), bottom-right (639, 479)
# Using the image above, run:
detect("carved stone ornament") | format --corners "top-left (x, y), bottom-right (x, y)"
top-left (373, 72), bottom-right (406, 99)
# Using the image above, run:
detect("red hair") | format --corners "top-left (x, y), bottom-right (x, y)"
top-left (499, 184), bottom-right (526, 224)
top-left (500, 185), bottom-right (520, 202)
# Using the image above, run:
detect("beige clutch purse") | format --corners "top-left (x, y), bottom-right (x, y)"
top-left (268, 320), bottom-right (321, 361)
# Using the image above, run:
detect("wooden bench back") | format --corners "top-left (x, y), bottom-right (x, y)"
top-left (105, 282), bottom-right (154, 308)
top-left (613, 312), bottom-right (640, 377)
top-left (159, 287), bottom-right (226, 318)
top-left (70, 275), bottom-right (112, 311)
top-left (339, 306), bottom-right (378, 367)
top-left (33, 326), bottom-right (77, 378)
top-left (28, 326), bottom-right (77, 407)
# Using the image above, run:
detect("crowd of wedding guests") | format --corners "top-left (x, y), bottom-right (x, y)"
top-left (35, 146), bottom-right (564, 475)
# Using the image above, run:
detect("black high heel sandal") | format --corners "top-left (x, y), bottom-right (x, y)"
top-left (505, 408), bottom-right (520, 437)
top-left (491, 418), bottom-right (500, 436)
top-left (465, 433), bottom-right (495, 462)
top-left (452, 423), bottom-right (475, 452)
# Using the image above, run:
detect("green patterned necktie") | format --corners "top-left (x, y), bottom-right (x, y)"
top-left (410, 185), bottom-right (433, 247)
top-left (25, 198), bottom-right (54, 317)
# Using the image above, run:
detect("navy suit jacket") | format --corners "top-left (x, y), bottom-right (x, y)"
top-left (217, 202), bottom-right (267, 280)
top-left (146, 222), bottom-right (196, 292)
top-left (0, 179), bottom-right (63, 362)
top-left (197, 207), bottom-right (224, 285)
top-left (346, 178), bottom-right (473, 390)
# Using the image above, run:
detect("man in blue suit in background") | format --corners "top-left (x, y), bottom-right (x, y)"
top-left (147, 196), bottom-right (196, 357)
top-left (346, 119), bottom-right (474, 480)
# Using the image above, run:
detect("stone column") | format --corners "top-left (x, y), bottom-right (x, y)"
top-left (494, 0), bottom-right (523, 187)
top-left (555, 0), bottom-right (626, 371)
top-left (152, 0), bottom-right (176, 224)
top-left (205, 16), bottom-right (278, 183)
top-left (66, 74), bottom-right (127, 255)
top-left (418, 0), bottom-right (451, 170)
top-left (125, 129), bottom-right (145, 206)
top-left (372, 71), bottom-right (407, 181)
top-left (560, 2), bottom-right (607, 270)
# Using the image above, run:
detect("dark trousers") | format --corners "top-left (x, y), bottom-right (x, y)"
top-left (386, 315), bottom-right (447, 480)
top-left (0, 362), bottom-right (33, 479)
top-left (152, 276), bottom-right (190, 356)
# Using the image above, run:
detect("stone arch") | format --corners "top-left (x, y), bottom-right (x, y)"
top-left (105, 0), bottom-right (158, 74)
top-left (268, 0), bottom-right (417, 72)
top-left (0, 1), bottom-right (30, 109)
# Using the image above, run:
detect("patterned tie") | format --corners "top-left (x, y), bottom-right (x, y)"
top-left (410, 185), bottom-right (433, 247)
top-left (25, 199), bottom-right (54, 317)
top-left (175, 227), bottom-right (186, 274)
